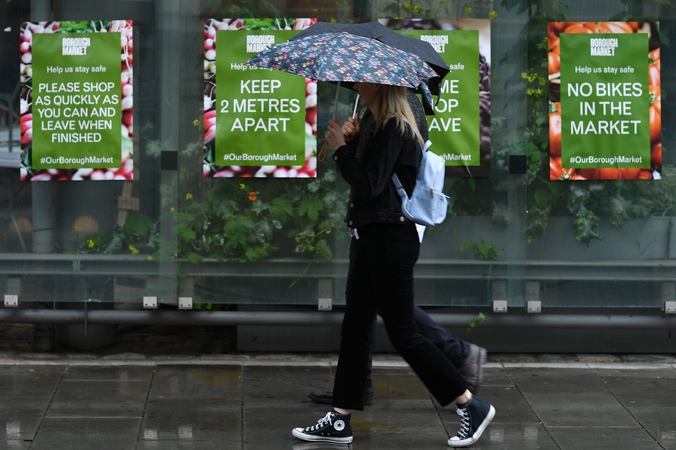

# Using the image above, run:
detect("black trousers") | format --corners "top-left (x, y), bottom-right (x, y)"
top-left (332, 222), bottom-right (468, 411)
top-left (362, 303), bottom-right (471, 388)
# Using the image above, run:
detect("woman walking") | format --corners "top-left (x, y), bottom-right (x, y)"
top-left (291, 82), bottom-right (495, 447)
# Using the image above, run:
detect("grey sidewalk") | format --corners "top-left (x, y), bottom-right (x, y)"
top-left (1, 353), bottom-right (676, 450)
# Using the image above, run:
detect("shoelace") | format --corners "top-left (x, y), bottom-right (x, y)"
top-left (455, 406), bottom-right (470, 439)
top-left (306, 412), bottom-right (334, 432)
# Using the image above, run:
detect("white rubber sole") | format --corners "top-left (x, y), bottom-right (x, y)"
top-left (447, 405), bottom-right (496, 448)
top-left (292, 428), bottom-right (353, 444)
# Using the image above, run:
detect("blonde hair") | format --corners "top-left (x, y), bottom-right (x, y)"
top-left (371, 85), bottom-right (424, 146)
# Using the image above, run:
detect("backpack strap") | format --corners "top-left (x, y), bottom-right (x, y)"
top-left (392, 118), bottom-right (428, 200)
top-left (391, 173), bottom-right (406, 199)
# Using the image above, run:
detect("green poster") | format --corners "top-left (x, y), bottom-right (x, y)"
top-left (215, 30), bottom-right (306, 167)
top-left (560, 33), bottom-right (649, 168)
top-left (32, 32), bottom-right (121, 169)
top-left (398, 30), bottom-right (480, 167)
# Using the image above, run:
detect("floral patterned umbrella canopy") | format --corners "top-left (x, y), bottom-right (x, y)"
top-left (247, 32), bottom-right (438, 112)
top-left (291, 21), bottom-right (449, 96)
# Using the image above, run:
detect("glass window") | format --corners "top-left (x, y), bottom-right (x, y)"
top-left (0, 0), bottom-right (673, 315)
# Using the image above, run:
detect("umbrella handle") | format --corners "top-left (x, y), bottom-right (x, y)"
top-left (322, 88), bottom-right (357, 163)
top-left (332, 81), bottom-right (341, 120)
top-left (318, 140), bottom-right (328, 162)
top-left (320, 93), bottom-right (359, 163)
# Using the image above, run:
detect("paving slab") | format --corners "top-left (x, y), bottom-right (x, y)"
top-left (463, 385), bottom-right (540, 424)
top-left (525, 391), bottom-right (640, 428)
top-left (507, 367), bottom-right (606, 395)
top-left (30, 417), bottom-right (141, 450)
top-left (478, 366), bottom-right (514, 387)
top-left (479, 423), bottom-right (559, 449)
top-left (62, 365), bottom-right (154, 382)
top-left (150, 365), bottom-right (242, 400)
top-left (547, 426), bottom-right (663, 450)
top-left (0, 371), bottom-right (63, 400)
top-left (138, 441), bottom-right (237, 450)
top-left (141, 398), bottom-right (241, 442)
top-left (628, 406), bottom-right (676, 449)
top-left (243, 365), bottom-right (339, 449)
top-left (46, 380), bottom-right (150, 418)
top-left (599, 373), bottom-right (676, 409)
top-left (0, 415), bottom-right (42, 442)
top-left (0, 440), bottom-right (31, 450)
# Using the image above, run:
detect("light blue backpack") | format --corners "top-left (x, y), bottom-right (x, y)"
top-left (391, 138), bottom-right (448, 227)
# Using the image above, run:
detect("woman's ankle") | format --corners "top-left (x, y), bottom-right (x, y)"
top-left (455, 390), bottom-right (472, 406)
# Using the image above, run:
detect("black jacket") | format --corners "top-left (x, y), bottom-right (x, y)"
top-left (333, 118), bottom-right (420, 228)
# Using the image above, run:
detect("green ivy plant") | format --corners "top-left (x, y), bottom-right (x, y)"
top-left (76, 172), bottom-right (348, 265)
top-left (459, 237), bottom-right (502, 262)
top-left (466, 311), bottom-right (487, 334)
top-left (174, 173), bottom-right (348, 263)
top-left (458, 236), bottom-right (495, 335)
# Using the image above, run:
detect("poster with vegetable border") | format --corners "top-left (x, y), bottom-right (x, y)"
top-left (383, 19), bottom-right (491, 177)
top-left (203, 18), bottom-right (317, 178)
top-left (548, 22), bottom-right (660, 181)
top-left (20, 20), bottom-right (134, 181)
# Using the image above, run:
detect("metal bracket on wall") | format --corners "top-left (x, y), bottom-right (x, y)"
top-left (492, 281), bottom-right (507, 313)
top-left (665, 301), bottom-right (676, 314)
top-left (318, 279), bottom-right (333, 311)
top-left (178, 297), bottom-right (193, 310)
top-left (493, 300), bottom-right (508, 313)
top-left (318, 298), bottom-right (332, 311)
top-left (143, 296), bottom-right (158, 309)
top-left (3, 295), bottom-right (19, 308)
top-left (527, 301), bottom-right (542, 313)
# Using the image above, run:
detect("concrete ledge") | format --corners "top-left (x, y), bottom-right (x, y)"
top-left (0, 353), bottom-right (674, 371)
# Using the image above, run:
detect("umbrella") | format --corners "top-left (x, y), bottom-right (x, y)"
top-left (290, 21), bottom-right (449, 96)
top-left (246, 32), bottom-right (438, 112)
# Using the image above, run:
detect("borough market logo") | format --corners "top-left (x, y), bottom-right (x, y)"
top-left (420, 35), bottom-right (448, 53)
top-left (247, 35), bottom-right (275, 53)
top-left (589, 37), bottom-right (618, 56)
top-left (62, 37), bottom-right (90, 56)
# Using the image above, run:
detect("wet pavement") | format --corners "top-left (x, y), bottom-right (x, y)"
top-left (1, 324), bottom-right (676, 449)
top-left (1, 352), bottom-right (676, 450)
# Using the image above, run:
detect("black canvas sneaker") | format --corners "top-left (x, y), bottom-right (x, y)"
top-left (292, 411), bottom-right (353, 444)
top-left (447, 396), bottom-right (495, 447)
